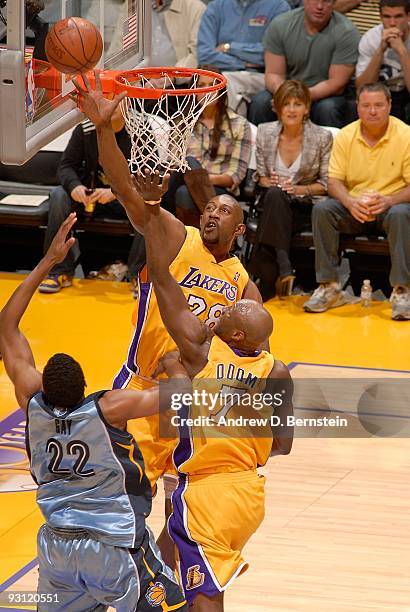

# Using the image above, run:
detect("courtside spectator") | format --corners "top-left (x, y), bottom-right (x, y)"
top-left (197, 0), bottom-right (289, 116)
top-left (38, 110), bottom-right (141, 294)
top-left (248, 81), bottom-right (332, 300)
top-left (248, 0), bottom-right (360, 127)
top-left (304, 83), bottom-right (410, 320)
top-left (356, 0), bottom-right (410, 121)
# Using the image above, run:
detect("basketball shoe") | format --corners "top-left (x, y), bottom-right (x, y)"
top-left (304, 282), bottom-right (348, 313)
top-left (390, 286), bottom-right (410, 320)
top-left (38, 274), bottom-right (73, 294)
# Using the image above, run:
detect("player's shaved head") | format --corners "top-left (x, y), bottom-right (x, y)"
top-left (214, 299), bottom-right (273, 351)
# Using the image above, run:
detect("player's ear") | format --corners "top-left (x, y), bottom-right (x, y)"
top-left (234, 223), bottom-right (246, 238)
top-left (231, 330), bottom-right (245, 343)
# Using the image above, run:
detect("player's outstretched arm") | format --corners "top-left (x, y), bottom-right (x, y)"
top-left (0, 214), bottom-right (77, 409)
top-left (73, 71), bottom-right (132, 197)
top-left (135, 171), bottom-right (209, 371)
top-left (100, 355), bottom-right (192, 429)
top-left (267, 360), bottom-right (294, 456)
top-left (73, 72), bottom-right (185, 262)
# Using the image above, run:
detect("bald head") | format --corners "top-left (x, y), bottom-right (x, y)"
top-left (232, 300), bottom-right (273, 346)
top-left (214, 299), bottom-right (273, 351)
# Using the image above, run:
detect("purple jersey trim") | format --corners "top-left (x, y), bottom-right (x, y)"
top-left (126, 281), bottom-right (152, 373)
top-left (169, 477), bottom-right (221, 604)
top-left (172, 400), bottom-right (193, 472)
top-left (230, 346), bottom-right (262, 358)
top-left (112, 364), bottom-right (133, 390)
top-left (112, 281), bottom-right (152, 389)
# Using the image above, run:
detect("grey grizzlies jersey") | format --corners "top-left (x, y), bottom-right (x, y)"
top-left (26, 390), bottom-right (151, 548)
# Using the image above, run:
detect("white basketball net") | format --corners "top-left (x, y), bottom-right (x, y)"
top-left (119, 72), bottom-right (225, 175)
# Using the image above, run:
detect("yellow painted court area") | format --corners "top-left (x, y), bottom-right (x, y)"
top-left (0, 274), bottom-right (409, 611)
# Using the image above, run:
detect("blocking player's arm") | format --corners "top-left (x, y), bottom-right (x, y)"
top-left (100, 357), bottom-right (192, 430)
top-left (242, 279), bottom-right (270, 351)
top-left (0, 215), bottom-right (77, 409)
top-left (266, 360), bottom-right (294, 456)
top-left (72, 72), bottom-right (185, 262)
top-left (136, 172), bottom-right (208, 372)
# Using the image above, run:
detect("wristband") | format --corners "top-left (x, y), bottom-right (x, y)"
top-left (144, 199), bottom-right (162, 206)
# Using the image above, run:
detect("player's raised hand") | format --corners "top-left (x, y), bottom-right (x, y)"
top-left (132, 170), bottom-right (170, 204)
top-left (45, 213), bottom-right (77, 265)
top-left (73, 69), bottom-right (127, 129)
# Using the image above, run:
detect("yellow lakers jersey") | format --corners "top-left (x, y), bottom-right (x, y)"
top-left (113, 227), bottom-right (249, 388)
top-left (173, 335), bottom-right (275, 475)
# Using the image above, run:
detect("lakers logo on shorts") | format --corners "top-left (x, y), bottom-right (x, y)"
top-left (146, 581), bottom-right (167, 606)
top-left (186, 565), bottom-right (205, 590)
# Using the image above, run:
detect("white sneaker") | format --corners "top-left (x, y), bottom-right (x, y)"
top-left (390, 286), bottom-right (410, 321)
top-left (304, 282), bottom-right (347, 313)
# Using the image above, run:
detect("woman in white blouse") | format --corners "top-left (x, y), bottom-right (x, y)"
top-left (249, 80), bottom-right (333, 299)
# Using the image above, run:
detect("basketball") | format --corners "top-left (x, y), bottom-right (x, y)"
top-left (45, 17), bottom-right (103, 75)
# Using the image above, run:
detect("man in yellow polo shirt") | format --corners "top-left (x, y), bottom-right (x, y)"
top-left (304, 82), bottom-right (410, 320)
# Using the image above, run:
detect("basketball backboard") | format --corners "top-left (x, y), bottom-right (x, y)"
top-left (0, 0), bottom-right (151, 165)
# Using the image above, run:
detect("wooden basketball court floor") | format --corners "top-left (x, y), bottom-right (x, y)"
top-left (0, 273), bottom-right (409, 611)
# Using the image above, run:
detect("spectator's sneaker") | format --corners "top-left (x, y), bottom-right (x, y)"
top-left (38, 274), bottom-right (73, 294)
top-left (304, 282), bottom-right (347, 313)
top-left (87, 261), bottom-right (128, 282)
top-left (390, 286), bottom-right (410, 321)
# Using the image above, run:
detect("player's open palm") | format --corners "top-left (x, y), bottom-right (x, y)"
top-left (73, 70), bottom-right (127, 128)
top-left (46, 213), bottom-right (77, 265)
top-left (133, 170), bottom-right (170, 203)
